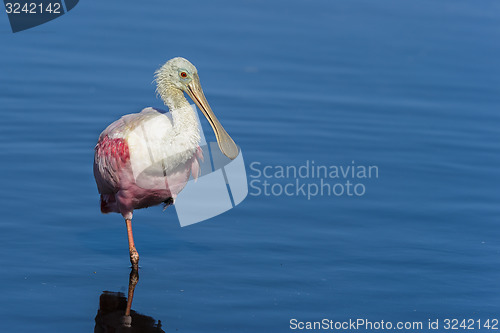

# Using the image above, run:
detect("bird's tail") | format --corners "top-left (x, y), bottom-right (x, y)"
top-left (100, 194), bottom-right (117, 214)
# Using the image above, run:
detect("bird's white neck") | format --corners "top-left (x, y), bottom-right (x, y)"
top-left (161, 85), bottom-right (201, 151)
top-left (162, 85), bottom-right (190, 110)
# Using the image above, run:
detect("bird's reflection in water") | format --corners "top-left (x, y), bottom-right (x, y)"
top-left (94, 268), bottom-right (164, 333)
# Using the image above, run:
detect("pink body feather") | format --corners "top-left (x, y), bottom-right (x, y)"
top-left (93, 108), bottom-right (202, 220)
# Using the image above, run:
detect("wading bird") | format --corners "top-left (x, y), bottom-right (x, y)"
top-left (93, 57), bottom-right (238, 268)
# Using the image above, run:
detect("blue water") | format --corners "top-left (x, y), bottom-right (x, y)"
top-left (1, 1), bottom-right (499, 332)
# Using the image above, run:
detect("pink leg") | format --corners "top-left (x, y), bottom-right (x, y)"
top-left (125, 219), bottom-right (139, 268)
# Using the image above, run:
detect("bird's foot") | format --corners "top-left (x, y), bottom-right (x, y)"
top-left (129, 247), bottom-right (139, 269)
top-left (162, 197), bottom-right (174, 210)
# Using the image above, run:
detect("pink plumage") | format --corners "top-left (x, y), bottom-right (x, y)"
top-left (93, 113), bottom-right (202, 220)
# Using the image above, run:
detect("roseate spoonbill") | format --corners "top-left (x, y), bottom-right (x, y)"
top-left (94, 57), bottom-right (238, 268)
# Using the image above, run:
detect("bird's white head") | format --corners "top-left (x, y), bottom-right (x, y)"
top-left (155, 57), bottom-right (239, 160)
top-left (155, 57), bottom-right (198, 93)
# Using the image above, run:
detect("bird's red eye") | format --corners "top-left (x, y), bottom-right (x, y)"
top-left (180, 71), bottom-right (188, 78)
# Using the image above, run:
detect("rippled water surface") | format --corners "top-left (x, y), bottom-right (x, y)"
top-left (1, 1), bottom-right (499, 332)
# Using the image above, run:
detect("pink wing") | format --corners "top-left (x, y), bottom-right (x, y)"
top-left (93, 135), bottom-right (130, 195)
top-left (93, 108), bottom-right (165, 194)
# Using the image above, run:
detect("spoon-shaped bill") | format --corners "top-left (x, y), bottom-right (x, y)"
top-left (186, 74), bottom-right (239, 160)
